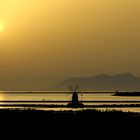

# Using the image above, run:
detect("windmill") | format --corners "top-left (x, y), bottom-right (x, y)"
top-left (67, 85), bottom-right (84, 108)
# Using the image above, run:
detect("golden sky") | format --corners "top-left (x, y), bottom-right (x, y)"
top-left (0, 0), bottom-right (140, 89)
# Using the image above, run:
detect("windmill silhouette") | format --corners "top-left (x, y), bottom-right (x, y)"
top-left (67, 85), bottom-right (84, 108)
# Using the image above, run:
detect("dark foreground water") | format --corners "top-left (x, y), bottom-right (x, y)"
top-left (0, 108), bottom-right (139, 139)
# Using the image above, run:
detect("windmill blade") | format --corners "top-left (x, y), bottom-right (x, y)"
top-left (69, 85), bottom-right (74, 92)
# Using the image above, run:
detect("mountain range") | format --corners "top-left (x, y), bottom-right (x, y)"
top-left (48, 73), bottom-right (140, 91)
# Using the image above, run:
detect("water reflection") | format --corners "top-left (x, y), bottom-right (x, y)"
top-left (0, 93), bottom-right (140, 112)
top-left (1, 93), bottom-right (140, 101)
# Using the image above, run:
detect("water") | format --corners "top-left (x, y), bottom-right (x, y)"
top-left (1, 91), bottom-right (140, 112)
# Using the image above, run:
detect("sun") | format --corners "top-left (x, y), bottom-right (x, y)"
top-left (0, 22), bottom-right (4, 32)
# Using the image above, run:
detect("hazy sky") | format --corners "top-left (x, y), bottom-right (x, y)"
top-left (0, 0), bottom-right (140, 89)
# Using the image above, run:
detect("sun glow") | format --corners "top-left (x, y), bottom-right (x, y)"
top-left (0, 22), bottom-right (4, 32)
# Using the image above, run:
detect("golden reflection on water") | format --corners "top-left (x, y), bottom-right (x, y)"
top-left (0, 92), bottom-right (140, 112)
top-left (96, 108), bottom-right (140, 113)
top-left (0, 92), bottom-right (5, 101)
top-left (37, 107), bottom-right (140, 113)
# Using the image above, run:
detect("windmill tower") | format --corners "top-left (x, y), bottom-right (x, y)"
top-left (67, 85), bottom-right (84, 108)
top-left (71, 85), bottom-right (79, 105)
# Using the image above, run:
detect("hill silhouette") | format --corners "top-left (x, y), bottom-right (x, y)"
top-left (49, 73), bottom-right (140, 91)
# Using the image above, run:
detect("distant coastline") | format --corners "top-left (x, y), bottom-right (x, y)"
top-left (113, 91), bottom-right (140, 96)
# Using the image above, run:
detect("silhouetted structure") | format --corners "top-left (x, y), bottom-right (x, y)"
top-left (67, 86), bottom-right (84, 108)
top-left (72, 90), bottom-right (79, 105)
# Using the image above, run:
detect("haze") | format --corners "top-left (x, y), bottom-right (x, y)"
top-left (0, 0), bottom-right (140, 90)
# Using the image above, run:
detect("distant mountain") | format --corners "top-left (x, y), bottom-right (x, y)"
top-left (48, 73), bottom-right (140, 91)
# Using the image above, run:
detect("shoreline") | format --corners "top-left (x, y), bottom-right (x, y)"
top-left (113, 91), bottom-right (140, 96)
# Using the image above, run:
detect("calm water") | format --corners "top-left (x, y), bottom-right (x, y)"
top-left (1, 91), bottom-right (140, 112)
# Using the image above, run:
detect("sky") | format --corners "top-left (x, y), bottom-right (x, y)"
top-left (0, 0), bottom-right (140, 90)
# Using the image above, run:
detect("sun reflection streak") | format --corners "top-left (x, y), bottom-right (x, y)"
top-left (0, 92), bottom-right (5, 101)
